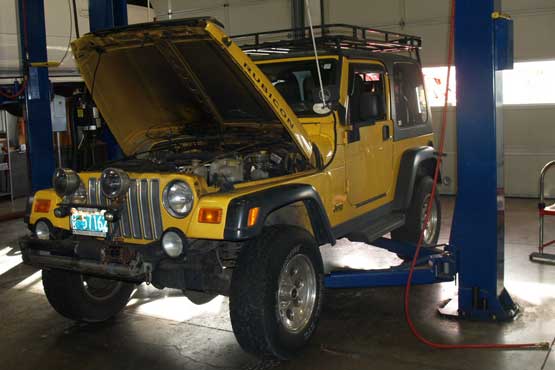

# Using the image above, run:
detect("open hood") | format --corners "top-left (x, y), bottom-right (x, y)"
top-left (71, 17), bottom-right (313, 159)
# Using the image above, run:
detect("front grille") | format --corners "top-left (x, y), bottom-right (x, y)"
top-left (87, 178), bottom-right (163, 240)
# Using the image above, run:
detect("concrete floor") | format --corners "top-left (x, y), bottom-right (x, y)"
top-left (1, 196), bottom-right (555, 370)
top-left (0, 197), bottom-right (25, 218)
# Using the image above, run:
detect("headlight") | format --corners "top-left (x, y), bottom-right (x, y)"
top-left (163, 181), bottom-right (194, 218)
top-left (161, 230), bottom-right (184, 258)
top-left (53, 168), bottom-right (81, 197)
top-left (100, 168), bottom-right (131, 199)
top-left (35, 220), bottom-right (51, 240)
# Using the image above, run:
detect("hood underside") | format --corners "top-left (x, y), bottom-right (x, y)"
top-left (71, 17), bottom-right (313, 159)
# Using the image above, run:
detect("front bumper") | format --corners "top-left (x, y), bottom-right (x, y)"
top-left (19, 236), bottom-right (232, 295)
top-left (20, 237), bottom-right (161, 283)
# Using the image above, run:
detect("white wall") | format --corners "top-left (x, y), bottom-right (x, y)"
top-left (431, 105), bottom-right (555, 198)
top-left (326, 0), bottom-right (555, 65)
top-left (0, 1), bottom-right (149, 79)
top-left (150, 0), bottom-right (322, 35)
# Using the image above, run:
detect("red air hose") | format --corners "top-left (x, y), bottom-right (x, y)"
top-left (404, 0), bottom-right (548, 350)
top-left (0, 79), bottom-right (28, 99)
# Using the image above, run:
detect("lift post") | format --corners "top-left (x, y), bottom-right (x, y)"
top-left (88, 0), bottom-right (127, 160)
top-left (17, 0), bottom-right (55, 192)
top-left (440, 0), bottom-right (518, 320)
top-left (89, 0), bottom-right (128, 32)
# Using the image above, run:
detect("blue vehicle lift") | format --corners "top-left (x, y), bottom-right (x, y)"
top-left (325, 0), bottom-right (518, 322)
top-left (88, 0), bottom-right (127, 160)
top-left (14, 0), bottom-right (56, 192)
top-left (9, 0), bottom-right (127, 193)
top-left (324, 238), bottom-right (457, 289)
top-left (89, 0), bottom-right (128, 32)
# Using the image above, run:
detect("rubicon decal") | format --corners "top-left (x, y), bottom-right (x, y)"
top-left (241, 62), bottom-right (296, 130)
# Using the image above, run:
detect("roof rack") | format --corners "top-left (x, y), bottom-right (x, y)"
top-left (231, 24), bottom-right (422, 57)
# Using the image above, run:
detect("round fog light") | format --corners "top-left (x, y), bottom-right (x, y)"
top-left (161, 231), bottom-right (184, 258)
top-left (54, 207), bottom-right (68, 218)
top-left (35, 220), bottom-right (51, 240)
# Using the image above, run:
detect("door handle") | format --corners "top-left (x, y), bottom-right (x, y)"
top-left (382, 125), bottom-right (390, 141)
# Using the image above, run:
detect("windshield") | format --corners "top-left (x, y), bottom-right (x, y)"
top-left (257, 59), bottom-right (338, 116)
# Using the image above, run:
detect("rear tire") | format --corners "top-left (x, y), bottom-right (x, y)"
top-left (42, 269), bottom-right (134, 322)
top-left (229, 225), bottom-right (324, 359)
top-left (392, 176), bottom-right (441, 249)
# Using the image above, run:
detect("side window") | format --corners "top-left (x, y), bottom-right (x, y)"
top-left (393, 62), bottom-right (428, 127)
top-left (349, 65), bottom-right (387, 124)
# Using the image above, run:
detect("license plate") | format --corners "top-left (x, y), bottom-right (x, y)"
top-left (70, 207), bottom-right (108, 237)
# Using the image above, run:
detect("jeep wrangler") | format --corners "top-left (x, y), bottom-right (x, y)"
top-left (20, 18), bottom-right (440, 359)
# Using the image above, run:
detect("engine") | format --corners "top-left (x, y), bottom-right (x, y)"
top-left (181, 148), bottom-right (303, 186)
top-left (103, 129), bottom-right (311, 188)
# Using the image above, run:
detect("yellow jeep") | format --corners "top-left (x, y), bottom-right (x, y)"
top-left (21, 18), bottom-right (440, 359)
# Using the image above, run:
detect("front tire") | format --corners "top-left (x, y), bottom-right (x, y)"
top-left (42, 269), bottom-right (134, 322)
top-left (392, 176), bottom-right (441, 248)
top-left (229, 225), bottom-right (324, 359)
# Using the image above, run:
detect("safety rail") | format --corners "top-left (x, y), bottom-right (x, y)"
top-left (531, 160), bottom-right (555, 264)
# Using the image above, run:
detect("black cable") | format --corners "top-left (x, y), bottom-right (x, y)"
top-left (90, 51), bottom-right (103, 99)
top-left (57, 0), bottom-right (73, 67)
top-left (72, 0), bottom-right (80, 38)
top-left (540, 336), bottom-right (555, 370)
top-left (320, 111), bottom-right (337, 171)
top-left (70, 96), bottom-right (80, 170)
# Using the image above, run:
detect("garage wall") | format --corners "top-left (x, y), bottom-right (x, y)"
top-left (150, 0), bottom-right (322, 35)
top-left (0, 0), bottom-right (149, 79)
top-left (326, 0), bottom-right (555, 65)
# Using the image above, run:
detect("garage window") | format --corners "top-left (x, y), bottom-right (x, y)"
top-left (422, 66), bottom-right (457, 107)
top-left (503, 60), bottom-right (555, 105)
top-left (393, 62), bottom-right (428, 127)
top-left (423, 60), bottom-right (555, 106)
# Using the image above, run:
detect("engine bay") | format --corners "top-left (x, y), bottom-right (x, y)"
top-left (97, 127), bottom-right (311, 189)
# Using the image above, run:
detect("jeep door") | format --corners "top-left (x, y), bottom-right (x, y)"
top-left (344, 61), bottom-right (394, 209)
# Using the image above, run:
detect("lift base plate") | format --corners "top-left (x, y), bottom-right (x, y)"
top-left (438, 289), bottom-right (519, 322)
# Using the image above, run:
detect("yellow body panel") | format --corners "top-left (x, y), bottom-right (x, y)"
top-left (30, 24), bottom-right (434, 246)
top-left (30, 190), bottom-right (67, 229)
top-left (205, 22), bottom-right (314, 161)
top-left (71, 20), bottom-right (314, 161)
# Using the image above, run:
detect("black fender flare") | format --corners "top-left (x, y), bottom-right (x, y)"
top-left (393, 146), bottom-right (439, 211)
top-left (224, 184), bottom-right (335, 246)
